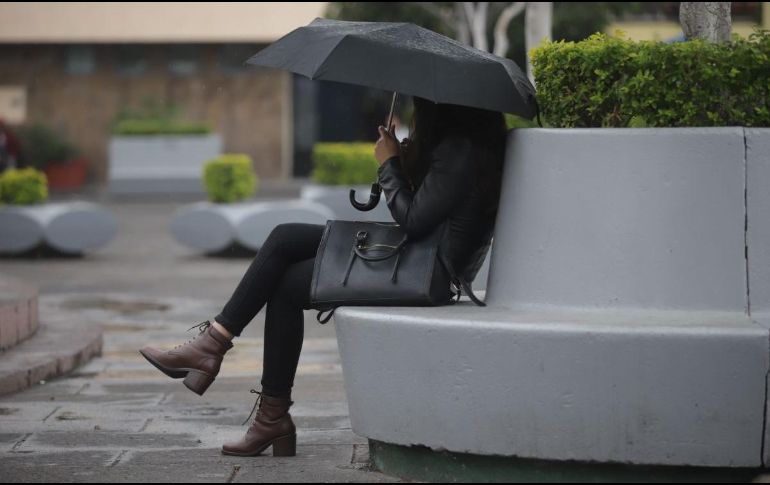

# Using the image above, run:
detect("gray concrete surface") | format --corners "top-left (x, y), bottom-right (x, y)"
top-left (334, 128), bottom-right (770, 468)
top-left (108, 134), bottom-right (222, 196)
top-left (0, 197), bottom-right (400, 483)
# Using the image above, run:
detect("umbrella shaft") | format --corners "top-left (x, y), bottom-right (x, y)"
top-left (386, 92), bottom-right (398, 134)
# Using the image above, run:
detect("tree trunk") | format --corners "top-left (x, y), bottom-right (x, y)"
top-left (493, 2), bottom-right (527, 57)
top-left (463, 2), bottom-right (489, 52)
top-left (525, 2), bottom-right (553, 85)
top-left (680, 2), bottom-right (732, 43)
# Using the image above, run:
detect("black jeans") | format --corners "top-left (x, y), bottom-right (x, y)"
top-left (214, 222), bottom-right (325, 398)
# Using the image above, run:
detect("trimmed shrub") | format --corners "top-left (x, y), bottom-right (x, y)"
top-left (112, 119), bottom-right (212, 136)
top-left (17, 125), bottom-right (77, 169)
top-left (311, 143), bottom-right (378, 185)
top-left (0, 168), bottom-right (48, 205)
top-left (531, 30), bottom-right (770, 127)
top-left (203, 154), bottom-right (257, 203)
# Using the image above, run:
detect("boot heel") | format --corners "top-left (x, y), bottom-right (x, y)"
top-left (183, 370), bottom-right (214, 396)
top-left (272, 434), bottom-right (296, 457)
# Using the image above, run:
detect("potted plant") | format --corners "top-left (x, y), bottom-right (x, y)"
top-left (0, 167), bottom-right (116, 255)
top-left (504, 30), bottom-right (770, 314)
top-left (301, 142), bottom-right (393, 221)
top-left (169, 153), bottom-right (333, 254)
top-left (16, 124), bottom-right (89, 191)
top-left (108, 100), bottom-right (222, 195)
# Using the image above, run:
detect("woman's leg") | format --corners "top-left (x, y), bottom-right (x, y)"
top-left (214, 223), bottom-right (325, 337)
top-left (221, 257), bottom-right (316, 456)
top-left (260, 257), bottom-right (316, 397)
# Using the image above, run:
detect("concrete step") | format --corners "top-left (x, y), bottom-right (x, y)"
top-left (0, 319), bottom-right (103, 397)
top-left (0, 275), bottom-right (39, 351)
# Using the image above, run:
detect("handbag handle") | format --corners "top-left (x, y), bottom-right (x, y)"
top-left (352, 230), bottom-right (408, 261)
top-left (353, 240), bottom-right (407, 261)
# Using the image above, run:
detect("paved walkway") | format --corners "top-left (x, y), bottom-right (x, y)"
top-left (0, 200), bottom-right (402, 482)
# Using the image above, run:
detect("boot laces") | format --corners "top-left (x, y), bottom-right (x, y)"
top-left (242, 389), bottom-right (262, 426)
top-left (241, 389), bottom-right (294, 426)
top-left (172, 320), bottom-right (211, 350)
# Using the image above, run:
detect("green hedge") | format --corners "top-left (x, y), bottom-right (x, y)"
top-left (531, 30), bottom-right (770, 127)
top-left (112, 119), bottom-right (212, 136)
top-left (0, 168), bottom-right (48, 205)
top-left (311, 143), bottom-right (378, 185)
top-left (203, 154), bottom-right (257, 203)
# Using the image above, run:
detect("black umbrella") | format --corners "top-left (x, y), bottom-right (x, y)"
top-left (246, 18), bottom-right (537, 210)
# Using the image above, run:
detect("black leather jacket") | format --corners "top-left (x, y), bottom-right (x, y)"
top-left (376, 135), bottom-right (497, 284)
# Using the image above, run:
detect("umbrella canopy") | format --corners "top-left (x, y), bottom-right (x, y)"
top-left (246, 18), bottom-right (537, 119)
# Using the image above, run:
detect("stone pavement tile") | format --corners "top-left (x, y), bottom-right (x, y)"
top-left (26, 430), bottom-right (203, 450)
top-left (230, 444), bottom-right (404, 483)
top-left (0, 451), bottom-right (114, 483)
top-left (103, 445), bottom-right (403, 483)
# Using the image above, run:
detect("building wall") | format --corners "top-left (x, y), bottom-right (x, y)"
top-left (0, 44), bottom-right (290, 183)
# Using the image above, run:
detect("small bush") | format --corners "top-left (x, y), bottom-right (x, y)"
top-left (531, 30), bottom-right (770, 127)
top-left (112, 119), bottom-right (212, 136)
top-left (0, 168), bottom-right (48, 205)
top-left (17, 125), bottom-right (77, 169)
top-left (203, 154), bottom-right (257, 203)
top-left (311, 143), bottom-right (378, 185)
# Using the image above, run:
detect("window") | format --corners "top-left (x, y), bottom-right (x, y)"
top-left (168, 44), bottom-right (199, 76)
top-left (115, 45), bottom-right (148, 77)
top-left (66, 45), bottom-right (95, 75)
top-left (218, 44), bottom-right (261, 74)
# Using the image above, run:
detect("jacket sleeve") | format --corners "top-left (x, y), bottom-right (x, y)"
top-left (376, 136), bottom-right (474, 239)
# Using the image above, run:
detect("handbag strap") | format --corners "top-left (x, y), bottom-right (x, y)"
top-left (438, 247), bottom-right (486, 307)
top-left (316, 307), bottom-right (336, 324)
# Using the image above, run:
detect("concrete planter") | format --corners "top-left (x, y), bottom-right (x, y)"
top-left (300, 183), bottom-right (394, 222)
top-left (108, 134), bottom-right (222, 195)
top-left (0, 202), bottom-right (117, 255)
top-left (334, 127), bottom-right (770, 470)
top-left (169, 199), bottom-right (334, 253)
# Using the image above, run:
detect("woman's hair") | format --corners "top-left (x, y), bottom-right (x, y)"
top-left (401, 96), bottom-right (507, 215)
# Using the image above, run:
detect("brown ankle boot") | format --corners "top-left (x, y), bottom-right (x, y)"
top-left (221, 390), bottom-right (297, 457)
top-left (139, 320), bottom-right (233, 396)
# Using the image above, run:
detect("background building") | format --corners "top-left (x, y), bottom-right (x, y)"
top-left (0, 2), bottom-right (327, 184)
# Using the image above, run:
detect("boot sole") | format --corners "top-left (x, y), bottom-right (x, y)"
top-left (221, 434), bottom-right (296, 457)
top-left (138, 349), bottom-right (215, 396)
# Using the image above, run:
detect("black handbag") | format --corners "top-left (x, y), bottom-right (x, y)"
top-left (309, 218), bottom-right (486, 324)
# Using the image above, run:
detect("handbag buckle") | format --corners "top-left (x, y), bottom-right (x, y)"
top-left (355, 230), bottom-right (368, 248)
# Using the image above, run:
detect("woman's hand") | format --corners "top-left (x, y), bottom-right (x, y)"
top-left (375, 124), bottom-right (400, 165)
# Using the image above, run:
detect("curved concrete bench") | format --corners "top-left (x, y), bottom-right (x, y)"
top-left (334, 128), bottom-right (770, 472)
top-left (235, 200), bottom-right (334, 251)
top-left (169, 200), bottom-right (333, 253)
top-left (0, 202), bottom-right (117, 255)
top-left (0, 209), bottom-right (44, 253)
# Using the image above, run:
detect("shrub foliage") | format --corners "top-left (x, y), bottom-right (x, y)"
top-left (203, 154), bottom-right (257, 203)
top-left (531, 31), bottom-right (770, 127)
top-left (311, 143), bottom-right (379, 185)
top-left (0, 168), bottom-right (49, 205)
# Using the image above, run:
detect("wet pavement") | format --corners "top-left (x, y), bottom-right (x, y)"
top-left (0, 200), bottom-right (402, 482)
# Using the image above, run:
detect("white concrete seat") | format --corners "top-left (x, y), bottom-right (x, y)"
top-left (0, 202), bottom-right (116, 255)
top-left (332, 127), bottom-right (770, 468)
top-left (169, 199), bottom-right (333, 253)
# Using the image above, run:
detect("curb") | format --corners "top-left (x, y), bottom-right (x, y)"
top-left (0, 276), bottom-right (39, 351)
top-left (0, 320), bottom-right (103, 397)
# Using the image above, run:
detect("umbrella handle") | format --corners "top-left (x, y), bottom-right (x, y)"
top-left (350, 183), bottom-right (382, 211)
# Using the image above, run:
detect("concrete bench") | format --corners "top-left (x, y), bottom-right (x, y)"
top-left (169, 199), bottom-right (334, 253)
top-left (0, 202), bottom-right (117, 255)
top-left (333, 128), bottom-right (770, 472)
